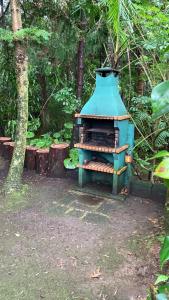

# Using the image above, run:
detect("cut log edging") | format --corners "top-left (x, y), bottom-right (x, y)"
top-left (36, 148), bottom-right (49, 175)
top-left (2, 142), bottom-right (15, 161)
top-left (47, 143), bottom-right (69, 178)
top-left (0, 137), bottom-right (167, 201)
top-left (25, 146), bottom-right (38, 170)
top-left (0, 137), bottom-right (12, 155)
top-left (0, 137), bottom-right (70, 177)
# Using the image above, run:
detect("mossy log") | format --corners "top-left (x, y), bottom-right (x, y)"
top-left (36, 149), bottom-right (49, 175)
top-left (47, 144), bottom-right (69, 178)
top-left (3, 142), bottom-right (15, 161)
top-left (25, 146), bottom-right (37, 170)
top-left (0, 137), bottom-right (11, 155)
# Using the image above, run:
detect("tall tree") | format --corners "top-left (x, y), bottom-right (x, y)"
top-left (76, 17), bottom-right (85, 100)
top-left (4, 0), bottom-right (29, 193)
top-left (136, 48), bottom-right (144, 96)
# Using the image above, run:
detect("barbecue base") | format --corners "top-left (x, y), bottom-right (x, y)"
top-left (71, 182), bottom-right (127, 201)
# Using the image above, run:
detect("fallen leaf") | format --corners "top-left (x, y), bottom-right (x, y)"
top-left (15, 233), bottom-right (20, 237)
top-left (90, 267), bottom-right (101, 279)
top-left (148, 217), bottom-right (158, 224)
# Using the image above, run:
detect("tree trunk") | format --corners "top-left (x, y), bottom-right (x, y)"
top-left (77, 38), bottom-right (85, 99)
top-left (4, 0), bottom-right (29, 193)
top-left (38, 73), bottom-right (48, 133)
top-left (76, 13), bottom-right (86, 100)
top-left (136, 66), bottom-right (144, 95)
top-left (107, 35), bottom-right (115, 68)
top-left (136, 49), bottom-right (144, 95)
top-left (0, 0), bottom-right (4, 27)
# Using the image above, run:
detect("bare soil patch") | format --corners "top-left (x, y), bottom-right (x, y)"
top-left (0, 158), bottom-right (164, 300)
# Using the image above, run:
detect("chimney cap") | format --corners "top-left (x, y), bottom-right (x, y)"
top-left (96, 67), bottom-right (119, 77)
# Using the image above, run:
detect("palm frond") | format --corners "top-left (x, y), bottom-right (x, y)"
top-left (155, 130), bottom-right (169, 148)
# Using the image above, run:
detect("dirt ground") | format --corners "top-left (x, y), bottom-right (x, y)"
top-left (0, 158), bottom-right (164, 300)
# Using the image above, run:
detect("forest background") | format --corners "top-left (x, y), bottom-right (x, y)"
top-left (0, 0), bottom-right (169, 180)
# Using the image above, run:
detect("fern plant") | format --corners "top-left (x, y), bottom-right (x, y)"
top-left (129, 95), bottom-right (169, 174)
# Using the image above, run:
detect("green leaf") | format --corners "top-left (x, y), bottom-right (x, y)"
top-left (149, 151), bottom-right (169, 160)
top-left (14, 28), bottom-right (51, 43)
top-left (0, 29), bottom-right (13, 42)
top-left (164, 180), bottom-right (169, 188)
top-left (41, 133), bottom-right (51, 139)
top-left (69, 148), bottom-right (79, 161)
top-left (158, 283), bottom-right (169, 294)
top-left (64, 158), bottom-right (76, 169)
top-left (155, 275), bottom-right (169, 285)
top-left (151, 81), bottom-right (169, 119)
top-left (36, 141), bottom-right (47, 148)
top-left (64, 148), bottom-right (79, 169)
top-left (26, 131), bottom-right (35, 139)
top-left (53, 132), bottom-right (61, 139)
top-left (64, 122), bottom-right (73, 129)
top-left (160, 236), bottom-right (169, 268)
top-left (154, 158), bottom-right (169, 179)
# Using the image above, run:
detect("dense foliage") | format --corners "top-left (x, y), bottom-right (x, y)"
top-left (147, 236), bottom-right (169, 299)
top-left (0, 0), bottom-right (169, 176)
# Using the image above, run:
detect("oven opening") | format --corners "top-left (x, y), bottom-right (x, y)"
top-left (79, 119), bottom-right (119, 148)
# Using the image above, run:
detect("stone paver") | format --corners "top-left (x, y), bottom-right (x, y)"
top-left (65, 208), bottom-right (85, 218)
top-left (61, 195), bottom-right (76, 206)
top-left (70, 200), bottom-right (101, 212)
top-left (52, 191), bottom-right (115, 224)
top-left (97, 201), bottom-right (117, 215)
top-left (82, 211), bottom-right (110, 224)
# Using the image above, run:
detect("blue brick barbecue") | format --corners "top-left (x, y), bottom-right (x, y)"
top-left (74, 67), bottom-right (134, 195)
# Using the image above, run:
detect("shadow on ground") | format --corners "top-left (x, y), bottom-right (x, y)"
top-left (0, 158), bottom-right (164, 300)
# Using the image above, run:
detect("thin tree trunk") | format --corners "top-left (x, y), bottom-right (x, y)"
top-left (0, 0), bottom-right (4, 27)
top-left (4, 0), bottom-right (29, 193)
top-left (38, 73), bottom-right (48, 132)
top-left (77, 38), bottom-right (85, 99)
top-left (136, 65), bottom-right (144, 95)
top-left (76, 13), bottom-right (86, 100)
top-left (136, 49), bottom-right (144, 95)
top-left (107, 35), bottom-right (115, 68)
